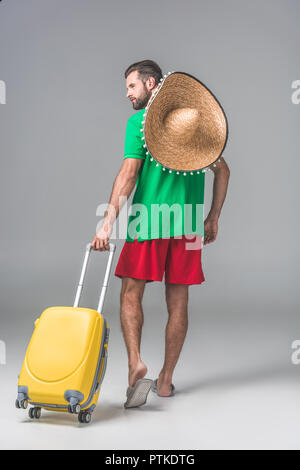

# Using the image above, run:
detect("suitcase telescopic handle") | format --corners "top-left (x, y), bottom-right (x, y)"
top-left (73, 242), bottom-right (116, 314)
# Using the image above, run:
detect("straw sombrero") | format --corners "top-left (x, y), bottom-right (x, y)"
top-left (141, 71), bottom-right (228, 174)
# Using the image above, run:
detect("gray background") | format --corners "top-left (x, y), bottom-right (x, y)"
top-left (0, 0), bottom-right (299, 450)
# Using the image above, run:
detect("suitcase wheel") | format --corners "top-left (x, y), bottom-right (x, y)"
top-left (68, 404), bottom-right (81, 414)
top-left (78, 410), bottom-right (91, 424)
top-left (15, 398), bottom-right (28, 409)
top-left (28, 407), bottom-right (41, 419)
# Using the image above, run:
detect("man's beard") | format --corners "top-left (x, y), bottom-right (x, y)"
top-left (133, 87), bottom-right (153, 110)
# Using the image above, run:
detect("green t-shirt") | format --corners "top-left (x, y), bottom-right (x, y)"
top-left (123, 108), bottom-right (205, 242)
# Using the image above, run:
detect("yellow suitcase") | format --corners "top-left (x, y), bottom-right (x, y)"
top-left (16, 242), bottom-right (116, 424)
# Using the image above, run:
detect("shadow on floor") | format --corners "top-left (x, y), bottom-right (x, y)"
top-left (178, 361), bottom-right (298, 394)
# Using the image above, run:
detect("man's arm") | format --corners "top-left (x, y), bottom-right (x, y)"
top-left (91, 158), bottom-right (143, 250)
top-left (204, 156), bottom-right (230, 245)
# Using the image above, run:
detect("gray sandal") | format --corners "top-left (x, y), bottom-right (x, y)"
top-left (124, 378), bottom-right (153, 408)
top-left (151, 378), bottom-right (175, 397)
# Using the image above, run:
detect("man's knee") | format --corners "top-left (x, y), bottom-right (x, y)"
top-left (121, 277), bottom-right (146, 302)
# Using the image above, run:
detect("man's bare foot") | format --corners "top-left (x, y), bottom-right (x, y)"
top-left (128, 360), bottom-right (148, 387)
top-left (157, 372), bottom-right (173, 396)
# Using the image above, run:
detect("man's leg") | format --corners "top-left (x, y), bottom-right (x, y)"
top-left (157, 283), bottom-right (189, 396)
top-left (120, 276), bottom-right (148, 387)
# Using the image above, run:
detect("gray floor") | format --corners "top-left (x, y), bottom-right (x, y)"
top-left (1, 299), bottom-right (299, 450)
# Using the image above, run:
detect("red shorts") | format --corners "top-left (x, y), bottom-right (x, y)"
top-left (114, 234), bottom-right (205, 285)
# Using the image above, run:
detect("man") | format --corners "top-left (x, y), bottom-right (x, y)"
top-left (91, 60), bottom-right (230, 405)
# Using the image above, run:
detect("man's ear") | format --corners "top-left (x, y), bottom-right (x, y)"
top-left (147, 76), bottom-right (156, 91)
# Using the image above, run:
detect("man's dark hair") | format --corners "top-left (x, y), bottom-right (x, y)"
top-left (124, 60), bottom-right (163, 86)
